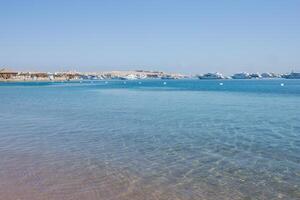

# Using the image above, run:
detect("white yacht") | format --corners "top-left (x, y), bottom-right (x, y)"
top-left (231, 72), bottom-right (251, 79)
top-left (124, 74), bottom-right (138, 80)
top-left (250, 73), bottom-right (261, 79)
top-left (283, 72), bottom-right (300, 79)
top-left (198, 72), bottom-right (224, 79)
top-left (261, 72), bottom-right (279, 78)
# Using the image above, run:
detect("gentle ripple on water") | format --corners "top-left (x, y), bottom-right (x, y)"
top-left (0, 80), bottom-right (299, 200)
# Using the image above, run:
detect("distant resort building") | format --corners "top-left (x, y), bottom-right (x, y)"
top-left (30, 72), bottom-right (49, 80)
top-left (63, 71), bottom-right (81, 80)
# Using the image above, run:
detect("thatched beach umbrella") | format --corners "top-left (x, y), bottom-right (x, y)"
top-left (0, 68), bottom-right (18, 79)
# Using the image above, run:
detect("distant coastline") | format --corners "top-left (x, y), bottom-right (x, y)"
top-left (0, 68), bottom-right (299, 82)
top-left (0, 69), bottom-right (186, 82)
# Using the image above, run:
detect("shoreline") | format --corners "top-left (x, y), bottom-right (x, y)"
top-left (0, 77), bottom-right (293, 83)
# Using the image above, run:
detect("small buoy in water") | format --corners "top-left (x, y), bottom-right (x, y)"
top-left (138, 82), bottom-right (142, 84)
top-left (163, 82), bottom-right (167, 85)
top-left (281, 83), bottom-right (284, 86)
top-left (105, 81), bottom-right (108, 84)
top-left (123, 81), bottom-right (126, 84)
top-left (219, 82), bottom-right (223, 86)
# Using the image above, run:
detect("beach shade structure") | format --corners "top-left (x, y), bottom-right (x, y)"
top-left (0, 68), bottom-right (18, 79)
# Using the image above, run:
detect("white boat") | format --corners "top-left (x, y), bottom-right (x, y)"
top-left (231, 72), bottom-right (251, 79)
top-left (137, 74), bottom-right (148, 79)
top-left (198, 72), bottom-right (224, 79)
top-left (261, 73), bottom-right (272, 78)
top-left (161, 75), bottom-right (175, 79)
top-left (283, 72), bottom-right (300, 79)
top-left (124, 74), bottom-right (138, 80)
top-left (250, 73), bottom-right (261, 79)
top-left (261, 72), bottom-right (279, 78)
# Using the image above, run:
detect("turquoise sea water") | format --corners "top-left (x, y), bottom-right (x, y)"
top-left (0, 80), bottom-right (299, 200)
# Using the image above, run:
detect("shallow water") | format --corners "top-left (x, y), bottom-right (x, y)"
top-left (0, 79), bottom-right (299, 200)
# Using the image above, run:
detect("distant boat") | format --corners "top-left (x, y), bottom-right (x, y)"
top-left (198, 72), bottom-right (224, 79)
top-left (137, 74), bottom-right (147, 79)
top-left (161, 75), bottom-right (175, 79)
top-left (261, 73), bottom-right (272, 78)
top-left (125, 74), bottom-right (137, 80)
top-left (231, 72), bottom-right (251, 79)
top-left (282, 72), bottom-right (300, 79)
top-left (122, 74), bottom-right (137, 80)
top-left (249, 73), bottom-right (261, 79)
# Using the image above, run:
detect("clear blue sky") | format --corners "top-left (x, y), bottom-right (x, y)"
top-left (0, 0), bottom-right (299, 74)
